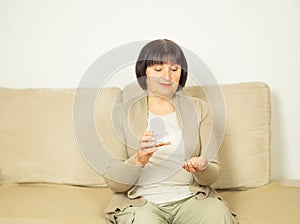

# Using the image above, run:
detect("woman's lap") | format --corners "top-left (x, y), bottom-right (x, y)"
top-left (113, 195), bottom-right (238, 224)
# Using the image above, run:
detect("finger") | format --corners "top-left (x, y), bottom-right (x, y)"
top-left (145, 146), bottom-right (158, 153)
top-left (190, 161), bottom-right (201, 172)
top-left (182, 161), bottom-right (187, 170)
top-left (155, 141), bottom-right (171, 147)
top-left (143, 130), bottom-right (154, 136)
top-left (188, 167), bottom-right (197, 173)
top-left (141, 135), bottom-right (155, 142)
top-left (140, 141), bottom-right (156, 149)
top-left (188, 162), bottom-right (196, 172)
top-left (140, 148), bottom-right (157, 157)
top-left (186, 161), bottom-right (192, 172)
top-left (191, 162), bottom-right (199, 169)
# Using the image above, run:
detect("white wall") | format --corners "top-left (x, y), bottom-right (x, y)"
top-left (1, 0), bottom-right (299, 180)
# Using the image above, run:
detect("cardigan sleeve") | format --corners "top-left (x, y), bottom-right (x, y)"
top-left (193, 100), bottom-right (221, 186)
top-left (102, 98), bottom-right (142, 193)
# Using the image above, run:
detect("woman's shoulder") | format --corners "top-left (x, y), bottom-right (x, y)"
top-left (112, 90), bottom-right (147, 112)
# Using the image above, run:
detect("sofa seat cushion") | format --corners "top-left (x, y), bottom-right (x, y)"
top-left (0, 183), bottom-right (113, 224)
top-left (0, 218), bottom-right (61, 224)
top-left (1, 181), bottom-right (299, 224)
top-left (219, 181), bottom-right (300, 224)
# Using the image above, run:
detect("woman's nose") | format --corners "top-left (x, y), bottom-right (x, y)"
top-left (161, 67), bottom-right (171, 79)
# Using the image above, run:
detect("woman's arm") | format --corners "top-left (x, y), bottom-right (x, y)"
top-left (102, 100), bottom-right (142, 192)
top-left (183, 100), bottom-right (221, 186)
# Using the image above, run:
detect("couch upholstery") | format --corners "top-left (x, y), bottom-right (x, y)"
top-left (0, 82), bottom-right (299, 224)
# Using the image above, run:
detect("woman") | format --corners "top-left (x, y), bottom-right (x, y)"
top-left (104, 39), bottom-right (237, 224)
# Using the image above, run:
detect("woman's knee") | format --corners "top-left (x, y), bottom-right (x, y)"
top-left (175, 196), bottom-right (237, 224)
top-left (201, 197), bottom-right (238, 223)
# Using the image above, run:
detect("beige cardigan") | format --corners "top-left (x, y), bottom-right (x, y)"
top-left (103, 89), bottom-right (221, 219)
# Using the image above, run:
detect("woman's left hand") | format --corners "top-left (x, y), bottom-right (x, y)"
top-left (182, 156), bottom-right (208, 173)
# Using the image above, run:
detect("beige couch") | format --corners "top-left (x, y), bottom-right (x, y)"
top-left (0, 82), bottom-right (299, 224)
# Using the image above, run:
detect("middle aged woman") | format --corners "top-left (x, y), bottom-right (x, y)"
top-left (103, 39), bottom-right (237, 224)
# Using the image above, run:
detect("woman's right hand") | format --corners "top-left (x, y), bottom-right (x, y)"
top-left (135, 131), bottom-right (157, 167)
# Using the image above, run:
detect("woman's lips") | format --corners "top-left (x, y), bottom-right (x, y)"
top-left (159, 82), bottom-right (172, 87)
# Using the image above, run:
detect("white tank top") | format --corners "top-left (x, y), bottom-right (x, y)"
top-left (132, 111), bottom-right (194, 205)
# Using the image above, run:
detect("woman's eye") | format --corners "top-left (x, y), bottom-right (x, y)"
top-left (154, 68), bottom-right (162, 72)
top-left (170, 67), bottom-right (178, 72)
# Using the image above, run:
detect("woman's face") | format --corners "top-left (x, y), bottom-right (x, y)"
top-left (145, 63), bottom-right (181, 99)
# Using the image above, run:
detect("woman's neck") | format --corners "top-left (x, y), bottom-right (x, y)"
top-left (147, 95), bottom-right (175, 115)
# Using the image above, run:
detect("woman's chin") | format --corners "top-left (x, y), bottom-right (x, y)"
top-left (155, 89), bottom-right (177, 99)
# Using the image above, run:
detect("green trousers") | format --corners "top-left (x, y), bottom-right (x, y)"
top-left (113, 195), bottom-right (238, 224)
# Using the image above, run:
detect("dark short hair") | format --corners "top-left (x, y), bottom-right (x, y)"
top-left (135, 39), bottom-right (188, 91)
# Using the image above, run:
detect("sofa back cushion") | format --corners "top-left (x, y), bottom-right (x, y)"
top-left (0, 87), bottom-right (121, 186)
top-left (0, 82), bottom-right (271, 189)
top-left (186, 83), bottom-right (271, 189)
